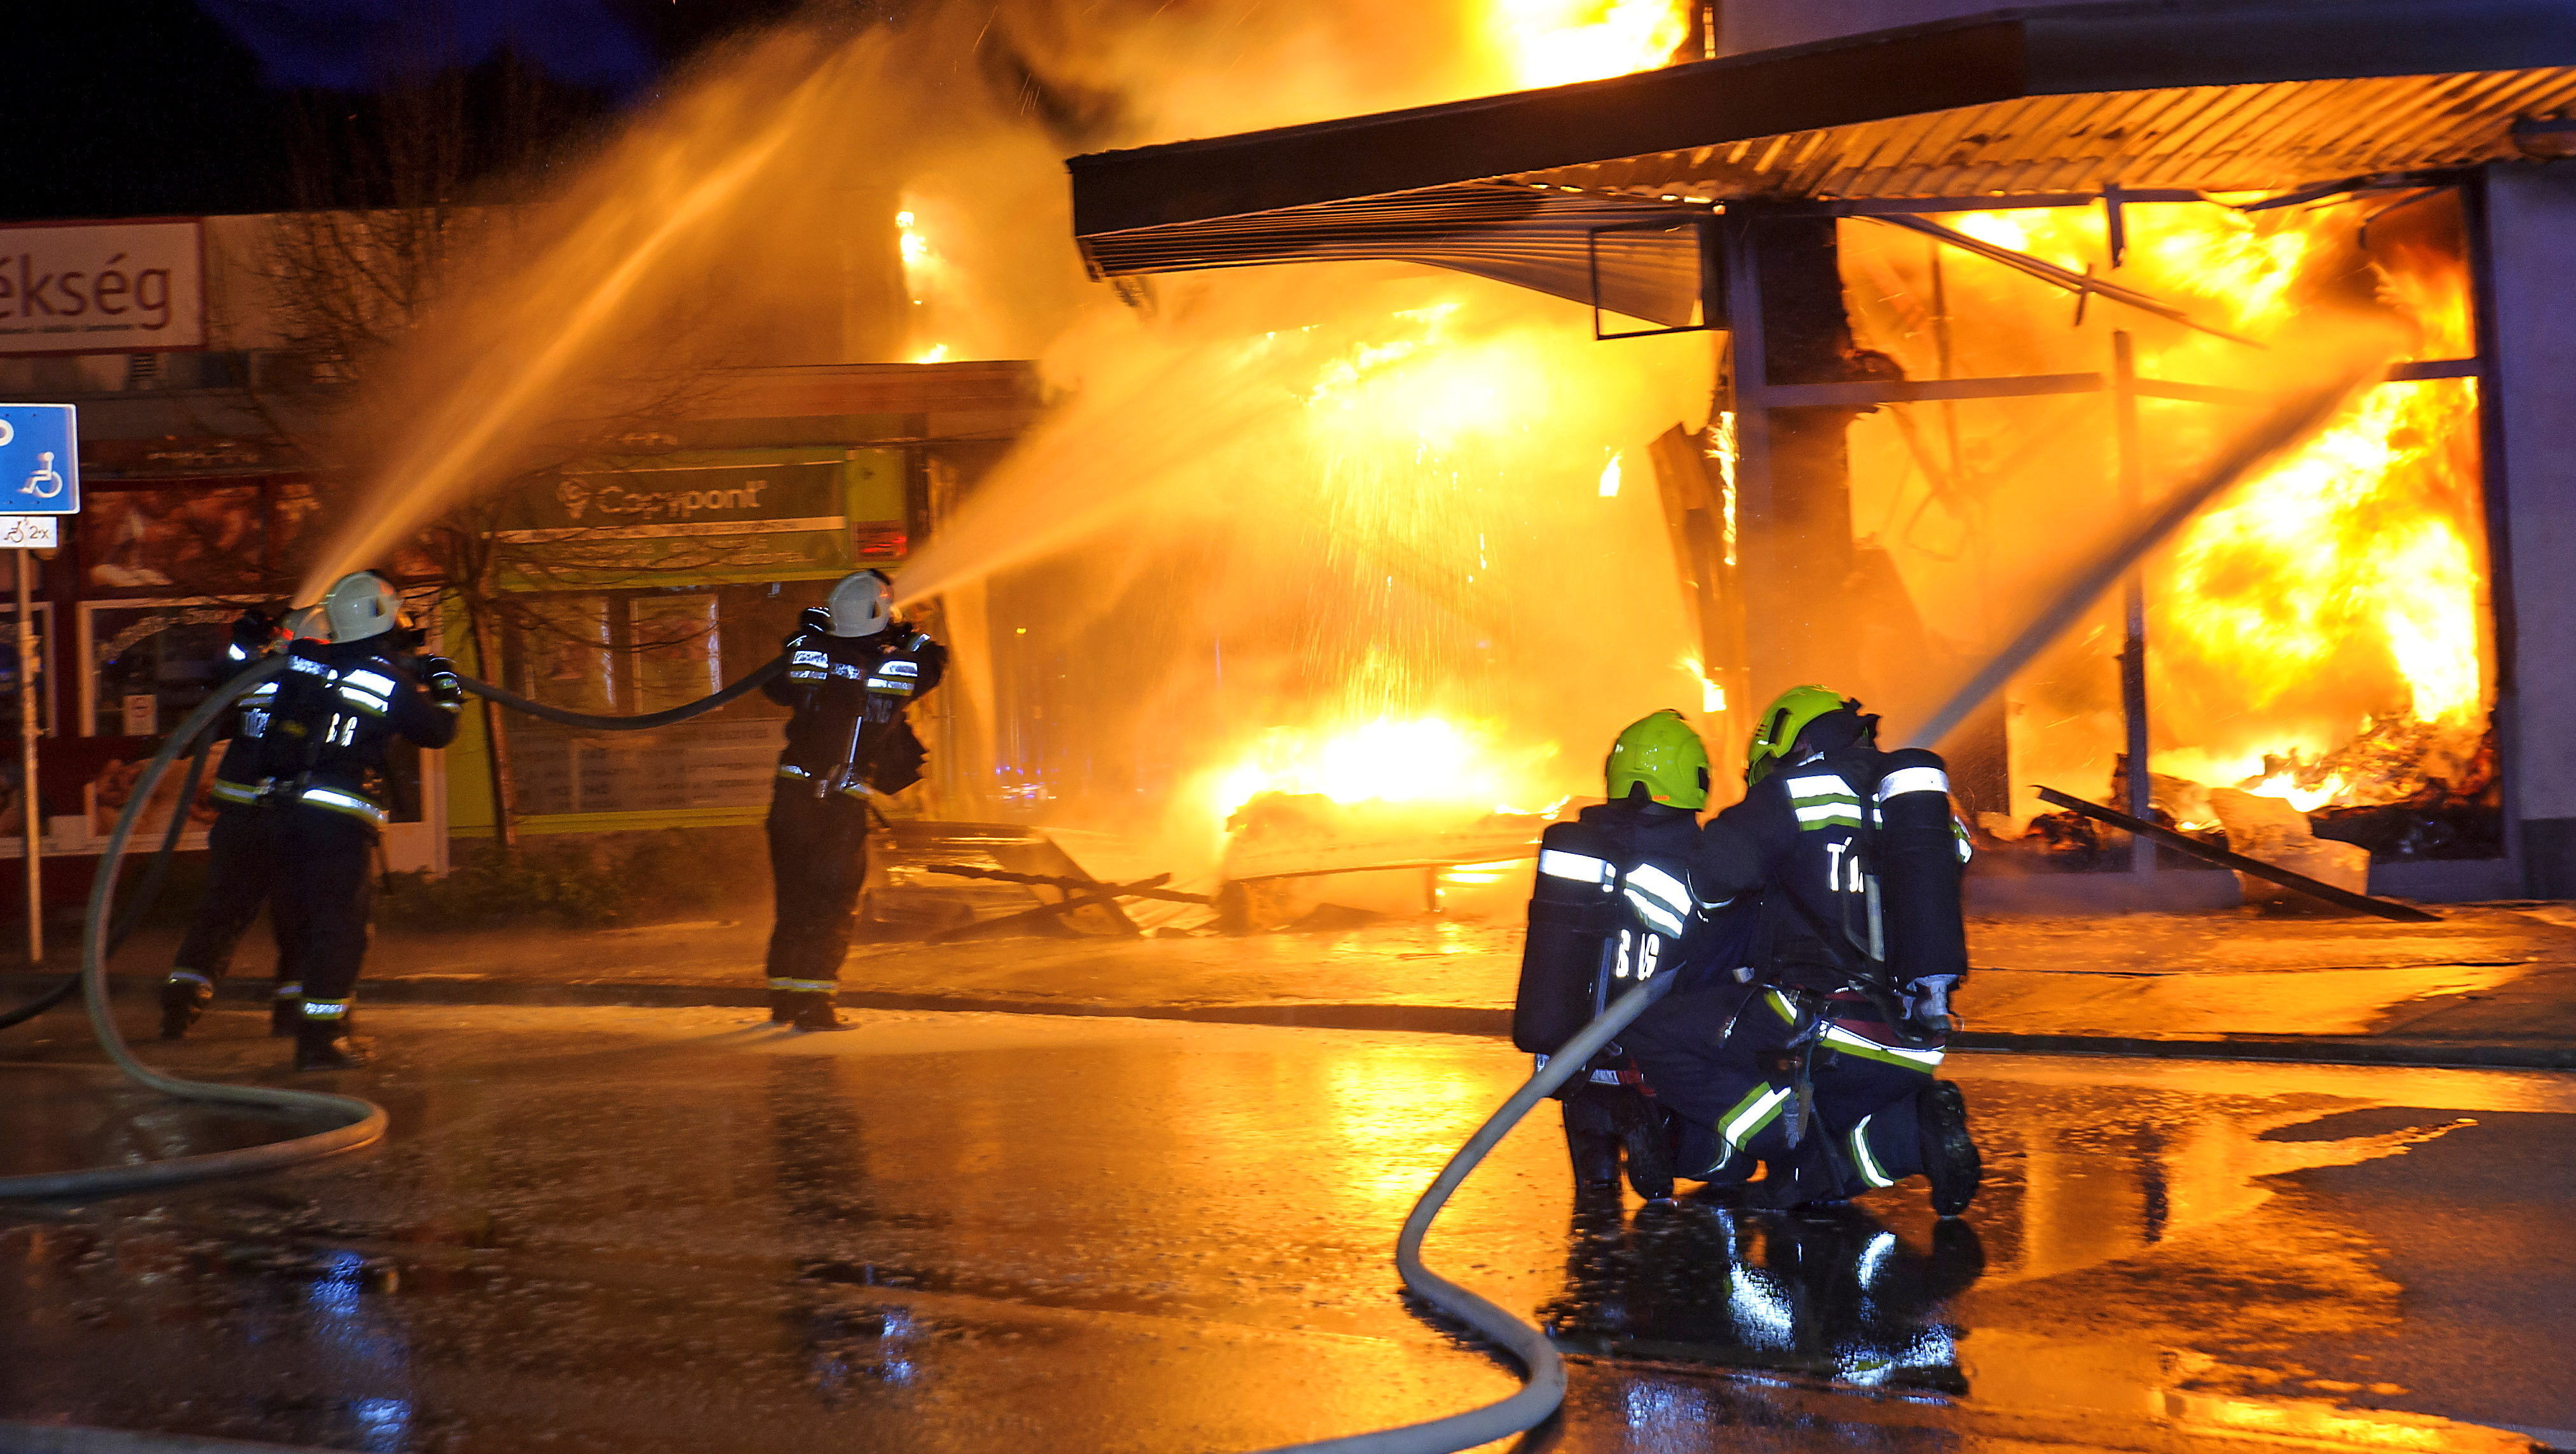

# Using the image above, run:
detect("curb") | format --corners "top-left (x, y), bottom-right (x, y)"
top-left (10, 974), bottom-right (2573, 1071)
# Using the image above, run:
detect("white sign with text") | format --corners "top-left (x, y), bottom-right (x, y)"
top-left (0, 222), bottom-right (203, 355)
top-left (0, 517), bottom-right (60, 549)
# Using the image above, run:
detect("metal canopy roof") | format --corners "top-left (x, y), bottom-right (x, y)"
top-left (1068, 0), bottom-right (2576, 281)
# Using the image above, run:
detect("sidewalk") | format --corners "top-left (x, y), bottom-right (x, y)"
top-left (13, 902), bottom-right (2576, 1069)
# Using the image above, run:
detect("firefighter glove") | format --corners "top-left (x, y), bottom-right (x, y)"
top-left (420, 655), bottom-right (465, 709)
top-left (228, 609), bottom-right (275, 660)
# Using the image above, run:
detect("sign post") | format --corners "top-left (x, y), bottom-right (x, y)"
top-left (0, 404), bottom-right (80, 966)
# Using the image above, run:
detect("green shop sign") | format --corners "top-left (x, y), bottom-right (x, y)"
top-left (494, 448), bottom-right (904, 589)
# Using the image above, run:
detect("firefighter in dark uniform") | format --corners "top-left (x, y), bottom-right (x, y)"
top-left (162, 572), bottom-right (459, 1069)
top-left (762, 570), bottom-right (946, 1032)
top-left (1515, 697), bottom-right (1982, 1216)
top-left (1619, 687), bottom-right (1980, 1214)
top-left (1516, 709), bottom-right (1762, 1202)
top-left (159, 605), bottom-right (332, 1041)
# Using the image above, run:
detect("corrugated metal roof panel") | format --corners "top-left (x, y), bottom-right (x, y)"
top-left (1508, 68), bottom-right (2576, 202)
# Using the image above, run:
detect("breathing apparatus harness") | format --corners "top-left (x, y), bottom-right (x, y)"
top-left (775, 612), bottom-right (938, 803)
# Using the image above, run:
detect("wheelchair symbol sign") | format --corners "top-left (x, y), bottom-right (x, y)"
top-left (0, 405), bottom-right (78, 515)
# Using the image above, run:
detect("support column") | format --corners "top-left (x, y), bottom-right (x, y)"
top-left (1721, 207), bottom-right (1860, 712)
top-left (2113, 331), bottom-right (2154, 874)
top-left (2481, 163), bottom-right (2576, 895)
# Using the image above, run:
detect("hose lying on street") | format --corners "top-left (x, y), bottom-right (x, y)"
top-left (0, 730), bottom-right (218, 1033)
top-left (0, 652), bottom-right (790, 1201)
top-left (1248, 975), bottom-right (1669, 1454)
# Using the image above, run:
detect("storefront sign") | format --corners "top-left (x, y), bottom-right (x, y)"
top-left (494, 449), bottom-right (904, 589)
top-left (0, 222), bottom-right (203, 355)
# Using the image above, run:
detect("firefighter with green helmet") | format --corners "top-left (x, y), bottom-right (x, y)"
top-left (1514, 708), bottom-right (1761, 1201)
top-left (1513, 690), bottom-right (1984, 1214)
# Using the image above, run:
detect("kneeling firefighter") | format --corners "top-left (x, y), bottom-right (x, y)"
top-left (158, 605), bottom-right (334, 1041)
top-left (1515, 694), bottom-right (1982, 1214)
top-left (1621, 687), bottom-right (1980, 1214)
top-left (163, 573), bottom-right (460, 1069)
top-left (1515, 710), bottom-right (1762, 1202)
top-left (762, 570), bottom-right (946, 1031)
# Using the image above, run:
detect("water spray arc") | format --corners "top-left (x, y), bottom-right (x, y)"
top-left (1246, 370), bottom-right (2378, 1454)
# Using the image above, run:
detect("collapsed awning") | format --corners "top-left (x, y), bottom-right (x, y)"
top-left (1068, 0), bottom-right (2576, 287)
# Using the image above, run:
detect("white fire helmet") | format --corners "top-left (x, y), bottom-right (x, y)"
top-left (322, 571), bottom-right (407, 643)
top-left (825, 570), bottom-right (894, 638)
top-left (280, 605), bottom-right (332, 644)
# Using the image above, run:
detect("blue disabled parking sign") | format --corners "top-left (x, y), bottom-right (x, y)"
top-left (0, 404), bottom-right (77, 515)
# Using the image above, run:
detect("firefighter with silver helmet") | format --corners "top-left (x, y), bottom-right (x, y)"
top-left (161, 572), bottom-right (461, 1069)
top-left (760, 569), bottom-right (946, 1031)
top-left (1516, 693), bottom-right (1983, 1215)
top-left (158, 604), bottom-right (336, 1042)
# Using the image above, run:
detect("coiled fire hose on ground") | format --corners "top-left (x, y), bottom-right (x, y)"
top-left (0, 731), bottom-right (219, 1034)
top-left (0, 654), bottom-right (788, 1201)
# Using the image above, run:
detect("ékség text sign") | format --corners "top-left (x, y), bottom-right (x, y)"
top-left (0, 222), bottom-right (203, 355)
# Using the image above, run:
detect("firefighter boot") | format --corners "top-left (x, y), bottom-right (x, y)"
top-left (768, 989), bottom-right (795, 1025)
top-left (1612, 1090), bottom-right (1675, 1202)
top-left (1918, 1080), bottom-right (1982, 1217)
top-left (293, 1023), bottom-right (376, 1071)
top-left (1560, 1088), bottom-right (1621, 1192)
top-left (159, 975), bottom-right (214, 1040)
top-left (269, 984), bottom-right (303, 1037)
top-left (786, 991), bottom-right (846, 1032)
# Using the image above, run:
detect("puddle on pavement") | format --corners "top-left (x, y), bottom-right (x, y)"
top-left (0, 1015), bottom-right (2551, 1454)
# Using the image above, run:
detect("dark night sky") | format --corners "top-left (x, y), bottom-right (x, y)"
top-left (0, 1), bottom-right (805, 223)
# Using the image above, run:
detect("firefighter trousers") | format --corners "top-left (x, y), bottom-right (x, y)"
top-left (272, 806), bottom-right (378, 1026)
top-left (1624, 982), bottom-right (1934, 1198)
top-left (172, 806), bottom-right (306, 997)
top-left (765, 779), bottom-right (870, 990)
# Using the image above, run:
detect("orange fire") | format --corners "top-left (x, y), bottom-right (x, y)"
top-left (1190, 0), bottom-right (1698, 842)
top-left (1869, 200), bottom-right (2488, 820)
top-left (1489, 0), bottom-right (1692, 87)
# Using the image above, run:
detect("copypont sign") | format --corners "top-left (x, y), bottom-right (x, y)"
top-left (0, 404), bottom-right (78, 515)
top-left (0, 221), bottom-right (203, 355)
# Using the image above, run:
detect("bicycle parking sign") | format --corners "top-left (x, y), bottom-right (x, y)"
top-left (0, 404), bottom-right (79, 516)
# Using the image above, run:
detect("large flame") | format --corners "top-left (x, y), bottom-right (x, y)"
top-left (1855, 200), bottom-right (2487, 821)
top-left (1490, 0), bottom-right (1691, 86)
top-left (1199, 2), bottom-right (1697, 839)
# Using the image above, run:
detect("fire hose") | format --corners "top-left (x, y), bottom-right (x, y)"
top-left (0, 653), bottom-right (788, 1201)
top-left (1249, 367), bottom-right (2372, 1454)
top-left (0, 731), bottom-right (219, 1034)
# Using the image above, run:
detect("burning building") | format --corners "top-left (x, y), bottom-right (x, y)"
top-left (1058, 0), bottom-right (2576, 904)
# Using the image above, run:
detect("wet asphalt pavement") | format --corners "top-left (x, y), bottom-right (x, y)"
top-left (3, 1004), bottom-right (2573, 1454)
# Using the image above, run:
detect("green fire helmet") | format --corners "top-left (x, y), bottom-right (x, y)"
top-left (1746, 685), bottom-right (1853, 786)
top-left (1606, 709), bottom-right (1712, 811)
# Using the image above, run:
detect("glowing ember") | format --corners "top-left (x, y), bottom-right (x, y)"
top-left (1490, 0), bottom-right (1691, 88)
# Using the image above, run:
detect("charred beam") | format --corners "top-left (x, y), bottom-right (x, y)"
top-left (2035, 787), bottom-right (2439, 922)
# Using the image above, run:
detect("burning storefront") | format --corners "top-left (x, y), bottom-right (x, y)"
top-left (1055, 0), bottom-right (2576, 904)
